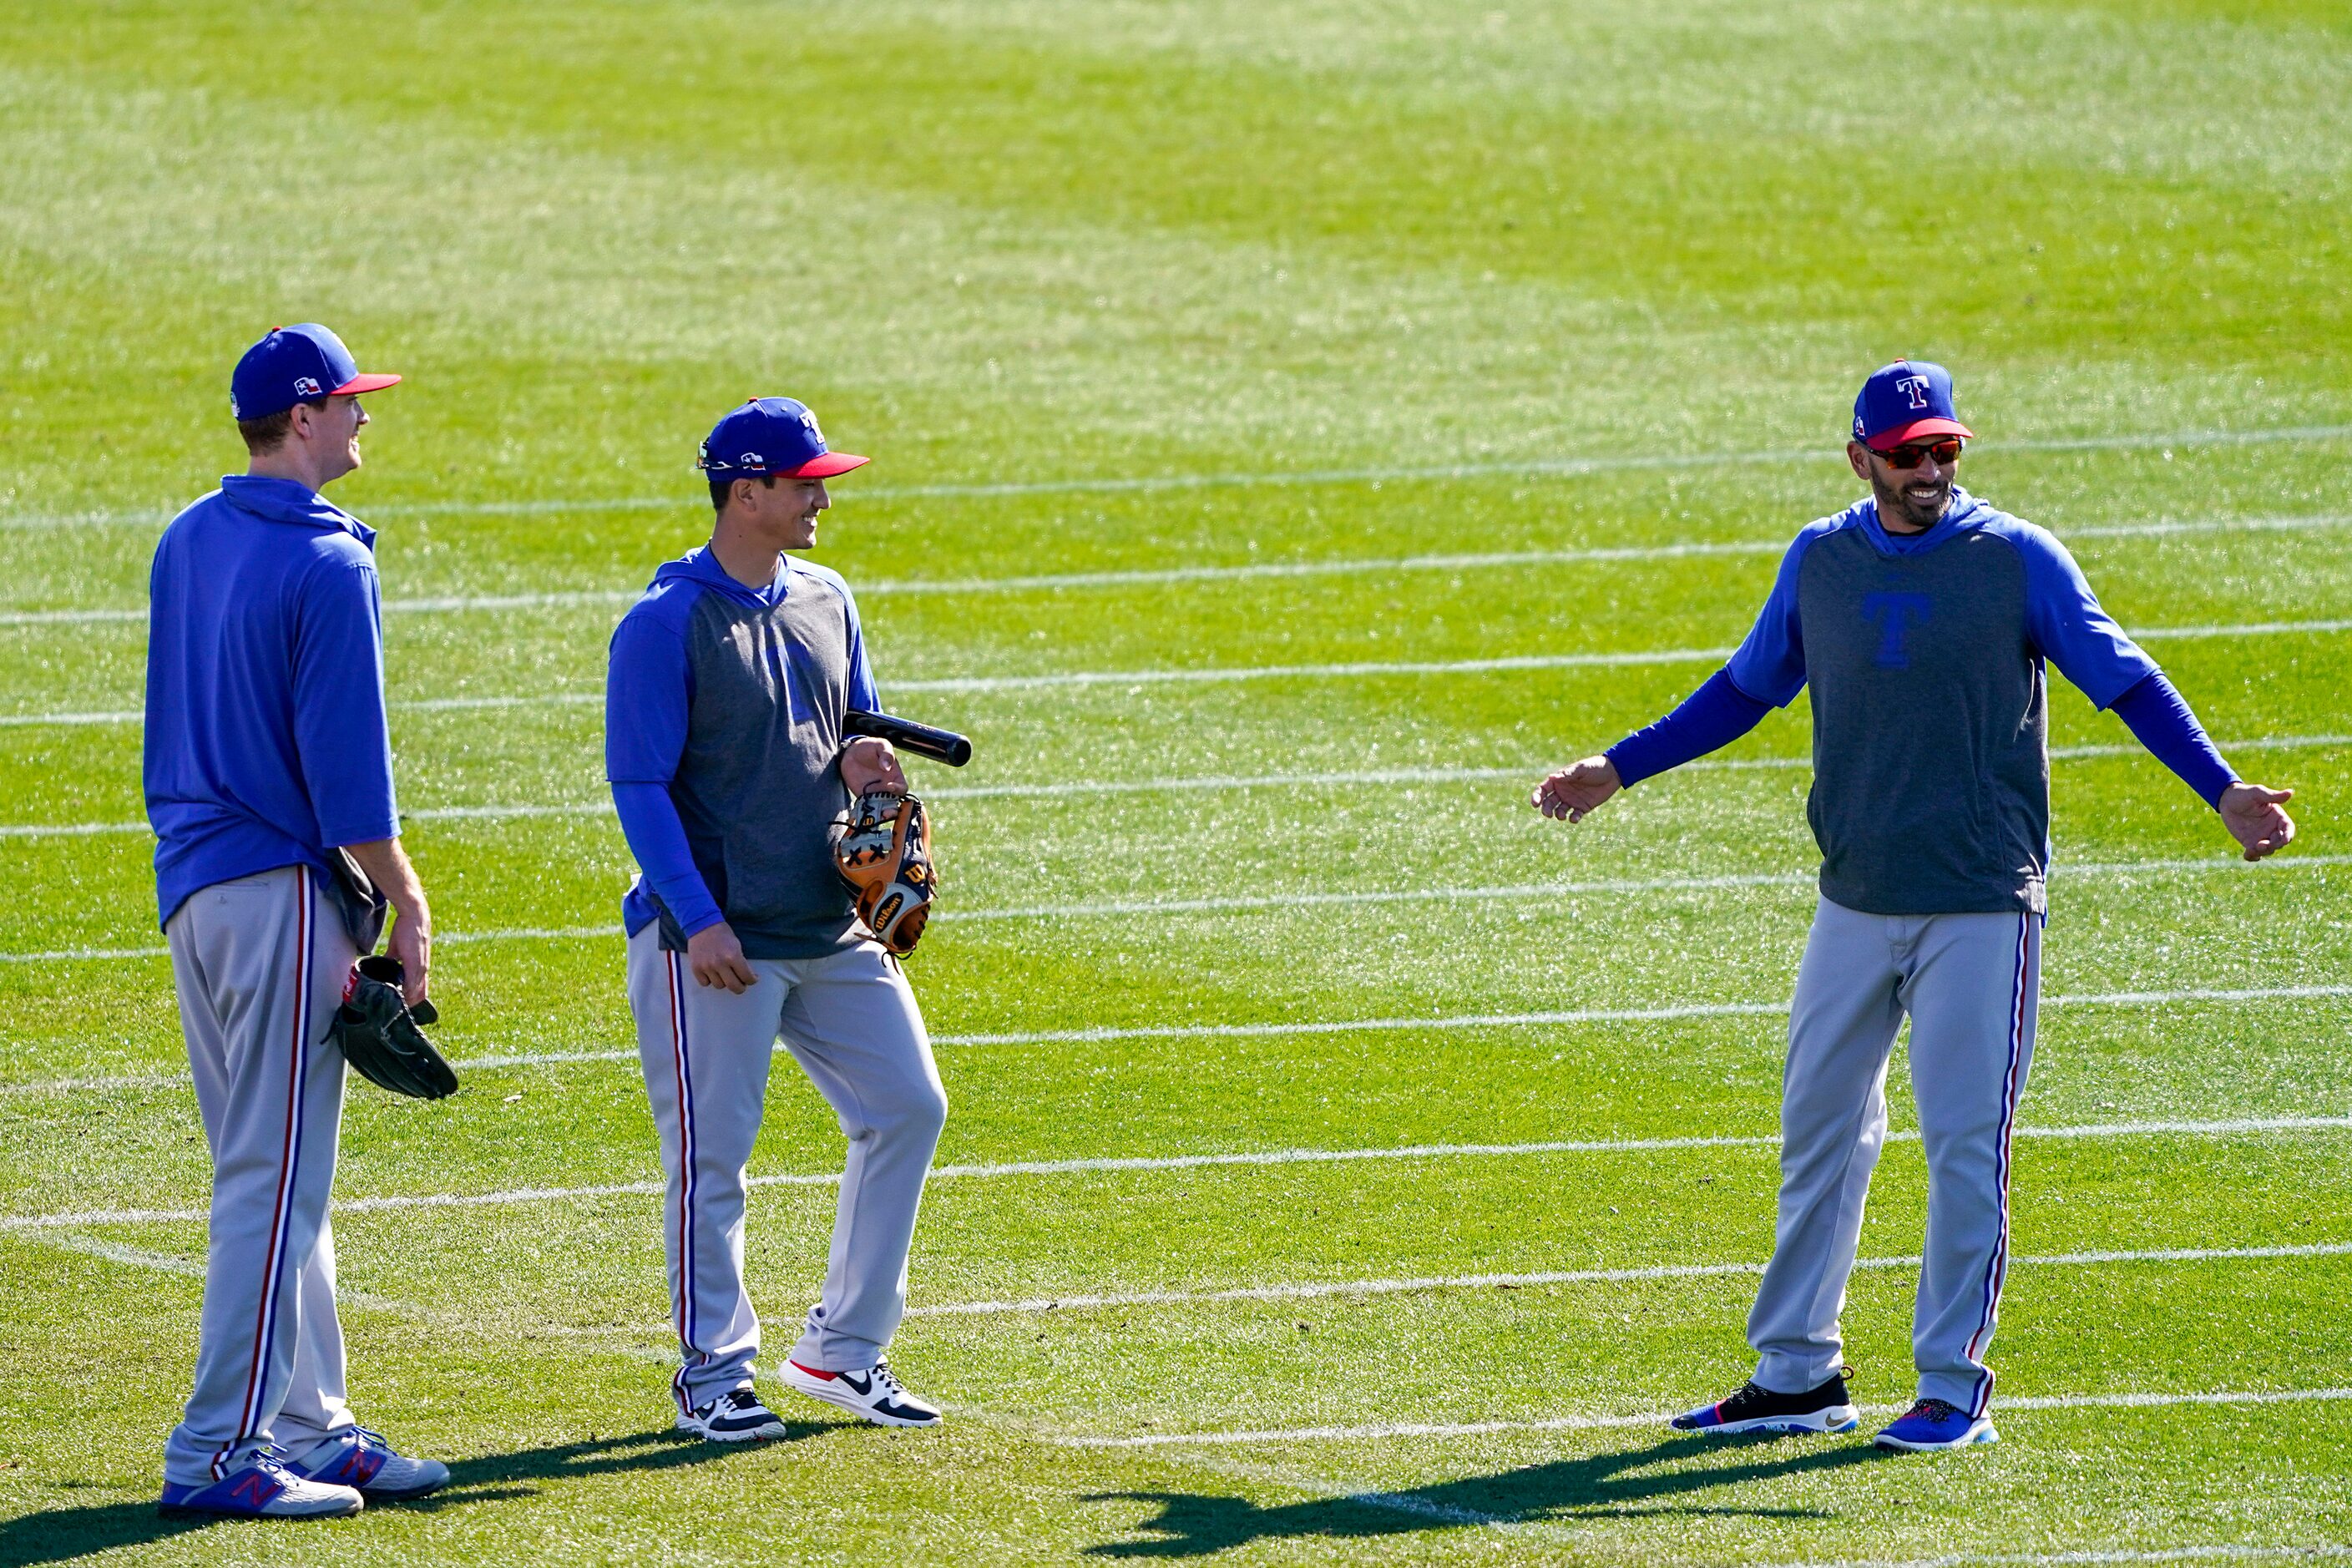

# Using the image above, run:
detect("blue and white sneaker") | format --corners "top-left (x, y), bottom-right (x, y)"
top-left (1874, 1398), bottom-right (1997, 1452)
top-left (781, 1359), bottom-right (942, 1428)
top-left (1671, 1372), bottom-right (1859, 1436)
top-left (157, 1449), bottom-right (363, 1520)
top-left (283, 1426), bottom-right (450, 1500)
top-left (676, 1388), bottom-right (791, 1443)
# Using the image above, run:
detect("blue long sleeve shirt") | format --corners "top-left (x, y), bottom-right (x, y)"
top-left (144, 474), bottom-right (400, 928)
top-left (604, 546), bottom-right (882, 957)
top-left (1598, 492), bottom-right (2238, 914)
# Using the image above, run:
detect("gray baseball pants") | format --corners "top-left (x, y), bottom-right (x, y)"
top-left (161, 865), bottom-right (361, 1486)
top-left (1747, 895), bottom-right (2041, 1416)
top-left (625, 925), bottom-right (946, 1414)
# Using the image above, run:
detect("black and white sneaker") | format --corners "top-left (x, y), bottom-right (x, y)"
top-left (675, 1388), bottom-right (790, 1443)
top-left (781, 1359), bottom-right (942, 1428)
top-left (1671, 1371), bottom-right (1859, 1435)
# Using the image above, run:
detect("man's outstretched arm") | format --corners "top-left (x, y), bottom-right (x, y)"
top-left (2110, 670), bottom-right (2296, 861)
top-left (1535, 527), bottom-right (1818, 825)
top-left (1534, 668), bottom-right (1773, 822)
top-left (2014, 527), bottom-right (2297, 863)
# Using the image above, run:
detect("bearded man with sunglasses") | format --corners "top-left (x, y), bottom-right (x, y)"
top-left (1532, 360), bottom-right (2297, 1453)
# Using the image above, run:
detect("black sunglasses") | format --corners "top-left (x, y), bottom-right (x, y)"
top-left (1879, 438), bottom-right (1963, 469)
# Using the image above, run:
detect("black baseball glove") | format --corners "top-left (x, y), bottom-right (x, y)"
top-left (327, 954), bottom-right (459, 1100)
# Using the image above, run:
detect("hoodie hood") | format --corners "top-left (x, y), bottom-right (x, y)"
top-left (650, 544), bottom-right (788, 607)
top-left (217, 473), bottom-right (376, 549)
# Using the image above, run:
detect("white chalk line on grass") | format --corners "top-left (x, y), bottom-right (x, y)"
top-left (24, 1237), bottom-right (2344, 1559)
top-left (13, 727), bottom-right (2352, 837)
top-left (6, 1113), bottom-right (2348, 1230)
top-left (1750, 1545), bottom-right (2352, 1568)
top-left (9, 422), bottom-right (2347, 534)
top-left (1056, 1384), bottom-right (2352, 1449)
top-left (9, 512), bottom-right (2349, 625)
top-left (4, 975), bottom-right (2349, 1083)
top-left (11, 618), bottom-right (2352, 726)
top-left (873, 619), bottom-right (2352, 695)
top-left (919, 982), bottom-right (2352, 1049)
top-left (936, 851), bottom-right (2352, 923)
top-left (6, 967), bottom-right (2349, 1080)
top-left (8, 849), bottom-right (2344, 967)
top-left (910, 1242), bottom-right (2352, 1319)
top-left (15, 731), bottom-right (2351, 838)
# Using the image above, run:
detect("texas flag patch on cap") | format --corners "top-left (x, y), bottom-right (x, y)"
top-left (230, 324), bottom-right (400, 421)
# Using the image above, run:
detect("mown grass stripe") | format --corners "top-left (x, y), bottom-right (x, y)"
top-left (1759, 1545), bottom-right (2352, 1568)
top-left (4, 1115), bottom-right (2345, 1224)
top-left (9, 422), bottom-right (2346, 534)
top-left (1055, 1385), bottom-right (2352, 1448)
top-left (907, 1242), bottom-right (2352, 1319)
top-left (4, 855), bottom-right (2342, 968)
top-left (7, 617), bottom-right (2344, 725)
top-left (7, 512), bottom-right (2346, 625)
top-left (931, 984), bottom-right (2352, 1048)
top-left (5, 729), bottom-right (2349, 837)
top-left (14, 730), bottom-right (2349, 839)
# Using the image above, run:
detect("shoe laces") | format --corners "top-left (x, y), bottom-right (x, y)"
top-left (870, 1361), bottom-right (908, 1398)
top-left (1904, 1397), bottom-right (1962, 1423)
top-left (240, 1446), bottom-right (297, 1482)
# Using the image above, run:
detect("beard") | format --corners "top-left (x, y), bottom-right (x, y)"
top-left (1869, 467), bottom-right (1951, 532)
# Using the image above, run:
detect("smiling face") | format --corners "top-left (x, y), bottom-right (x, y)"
top-left (1849, 438), bottom-right (1960, 534)
top-left (241, 392), bottom-right (372, 490)
top-left (728, 473), bottom-right (832, 550)
top-left (291, 393), bottom-right (369, 484)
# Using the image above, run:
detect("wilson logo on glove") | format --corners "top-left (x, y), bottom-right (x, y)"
top-left (832, 789), bottom-right (938, 957)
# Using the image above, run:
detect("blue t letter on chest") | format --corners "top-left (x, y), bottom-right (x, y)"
top-left (1861, 591), bottom-right (1933, 668)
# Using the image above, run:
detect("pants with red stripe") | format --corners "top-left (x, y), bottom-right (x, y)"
top-left (162, 865), bottom-right (360, 1485)
top-left (1746, 896), bottom-right (2042, 1416)
top-left (626, 925), bottom-right (945, 1414)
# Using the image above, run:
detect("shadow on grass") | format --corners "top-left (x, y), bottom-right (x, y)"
top-left (1088, 1430), bottom-right (1891, 1557)
top-left (0, 1424), bottom-right (832, 1566)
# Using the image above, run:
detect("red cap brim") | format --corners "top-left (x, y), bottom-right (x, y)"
top-left (332, 372), bottom-right (402, 396)
top-left (786, 452), bottom-right (869, 478)
top-left (1867, 417), bottom-right (1972, 451)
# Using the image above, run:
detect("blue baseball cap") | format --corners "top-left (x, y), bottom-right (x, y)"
top-left (697, 397), bottom-right (868, 483)
top-left (230, 324), bottom-right (400, 421)
top-left (1852, 360), bottom-right (1975, 452)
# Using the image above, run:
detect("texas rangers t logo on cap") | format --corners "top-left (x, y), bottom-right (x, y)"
top-left (1853, 360), bottom-right (1975, 453)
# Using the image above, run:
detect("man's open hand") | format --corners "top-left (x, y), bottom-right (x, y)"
top-left (2219, 781), bottom-right (2296, 862)
top-left (1533, 756), bottom-right (1622, 823)
top-left (686, 921), bottom-right (757, 993)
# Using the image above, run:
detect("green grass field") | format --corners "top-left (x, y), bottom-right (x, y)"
top-left (3, 2), bottom-right (2350, 1562)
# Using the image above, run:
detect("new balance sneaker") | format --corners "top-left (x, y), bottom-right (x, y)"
top-left (1671, 1372), bottom-right (1860, 1436)
top-left (676, 1388), bottom-right (791, 1443)
top-left (1874, 1398), bottom-right (1997, 1452)
top-left (158, 1449), bottom-right (364, 1520)
top-left (283, 1426), bottom-right (450, 1501)
top-left (781, 1359), bottom-right (942, 1428)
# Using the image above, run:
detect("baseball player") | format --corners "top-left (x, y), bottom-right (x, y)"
top-left (147, 326), bottom-right (448, 1517)
top-left (1534, 361), bottom-right (2297, 1452)
top-left (605, 397), bottom-right (948, 1439)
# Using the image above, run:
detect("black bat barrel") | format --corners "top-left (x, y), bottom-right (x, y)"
top-left (843, 709), bottom-right (974, 767)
